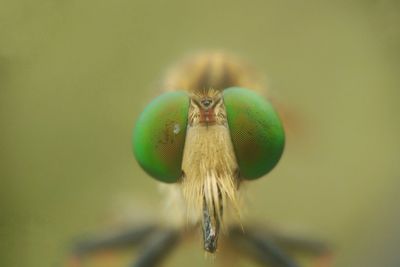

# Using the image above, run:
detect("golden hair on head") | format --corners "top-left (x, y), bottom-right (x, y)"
top-left (159, 51), bottom-right (267, 252)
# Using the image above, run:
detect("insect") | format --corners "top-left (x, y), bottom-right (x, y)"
top-left (69, 52), bottom-right (332, 267)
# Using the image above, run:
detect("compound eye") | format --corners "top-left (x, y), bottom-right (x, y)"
top-left (223, 87), bottom-right (285, 180)
top-left (132, 91), bottom-right (189, 183)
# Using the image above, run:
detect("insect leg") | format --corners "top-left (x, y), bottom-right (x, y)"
top-left (129, 229), bottom-right (180, 267)
top-left (69, 224), bottom-right (157, 264)
top-left (228, 226), bottom-right (300, 267)
top-left (270, 232), bottom-right (333, 267)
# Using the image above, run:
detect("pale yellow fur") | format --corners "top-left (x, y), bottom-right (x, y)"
top-left (181, 123), bottom-right (239, 229)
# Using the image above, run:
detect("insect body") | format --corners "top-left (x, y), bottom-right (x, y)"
top-left (70, 52), bottom-right (332, 267)
top-left (133, 53), bottom-right (285, 253)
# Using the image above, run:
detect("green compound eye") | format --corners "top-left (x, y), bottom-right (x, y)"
top-left (223, 87), bottom-right (285, 180)
top-left (132, 91), bottom-right (189, 183)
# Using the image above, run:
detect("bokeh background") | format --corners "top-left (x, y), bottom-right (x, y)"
top-left (1, 1), bottom-right (399, 266)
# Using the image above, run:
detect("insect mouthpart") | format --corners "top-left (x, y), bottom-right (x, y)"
top-left (202, 199), bottom-right (221, 253)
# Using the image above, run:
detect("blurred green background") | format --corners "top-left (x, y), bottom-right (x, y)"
top-left (1, 0), bottom-right (399, 266)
